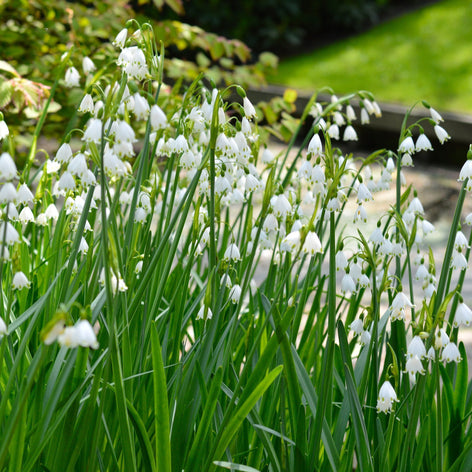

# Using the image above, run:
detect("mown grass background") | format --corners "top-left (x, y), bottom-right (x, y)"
top-left (270, 0), bottom-right (472, 113)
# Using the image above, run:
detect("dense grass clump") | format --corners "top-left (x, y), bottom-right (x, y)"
top-left (0, 20), bottom-right (472, 472)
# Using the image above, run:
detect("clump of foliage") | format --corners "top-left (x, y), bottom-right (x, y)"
top-left (0, 19), bottom-right (472, 472)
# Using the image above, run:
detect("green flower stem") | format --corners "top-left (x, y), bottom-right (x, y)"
top-left (435, 355), bottom-right (443, 472)
top-left (398, 373), bottom-right (426, 472)
top-left (22, 65), bottom-right (65, 184)
top-left (208, 92), bottom-right (219, 305)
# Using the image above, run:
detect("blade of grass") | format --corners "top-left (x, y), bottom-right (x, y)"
top-left (206, 365), bottom-right (283, 472)
top-left (185, 366), bottom-right (223, 470)
top-left (338, 320), bottom-right (373, 472)
top-left (213, 461), bottom-right (261, 471)
top-left (151, 322), bottom-right (171, 472)
top-left (291, 346), bottom-right (341, 471)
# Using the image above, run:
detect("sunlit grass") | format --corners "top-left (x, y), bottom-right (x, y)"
top-left (270, 0), bottom-right (472, 113)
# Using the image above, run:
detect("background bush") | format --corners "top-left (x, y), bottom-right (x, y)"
top-left (155, 0), bottom-right (436, 55)
top-left (0, 0), bottom-right (276, 142)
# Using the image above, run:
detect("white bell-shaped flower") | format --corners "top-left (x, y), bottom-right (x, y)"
top-left (82, 118), bottom-right (103, 143)
top-left (407, 336), bottom-right (426, 359)
top-left (196, 305), bottom-right (212, 320)
top-left (441, 342), bottom-right (461, 363)
top-left (405, 355), bottom-right (425, 376)
top-left (12, 271), bottom-right (31, 290)
top-left (415, 133), bottom-right (433, 152)
top-left (280, 231), bottom-right (301, 254)
top-left (64, 67), bottom-right (80, 88)
top-left (78, 94), bottom-right (94, 114)
top-left (113, 28), bottom-right (128, 48)
top-left (458, 160), bottom-right (472, 183)
top-left (377, 381), bottom-right (398, 413)
top-left (307, 134), bottom-right (323, 157)
top-left (271, 194), bottom-right (292, 220)
top-left (19, 207), bottom-right (34, 224)
top-left (454, 302), bottom-right (472, 328)
top-left (58, 319), bottom-right (98, 349)
top-left (224, 243), bottom-right (241, 261)
top-left (133, 93), bottom-right (150, 120)
top-left (0, 221), bottom-right (19, 245)
top-left (327, 124), bottom-right (339, 140)
top-left (150, 104), bottom-right (168, 131)
top-left (16, 184), bottom-right (34, 204)
top-left (0, 120), bottom-right (9, 140)
top-left (389, 291), bottom-right (414, 321)
top-left (82, 56), bottom-right (96, 76)
top-left (261, 148), bottom-right (275, 164)
top-left (55, 143), bottom-right (73, 164)
top-left (302, 231), bottom-right (322, 255)
top-left (398, 136), bottom-right (415, 154)
top-left (343, 125), bottom-right (358, 141)
top-left (451, 250), bottom-right (467, 270)
top-left (454, 231), bottom-right (469, 251)
top-left (229, 284), bottom-right (241, 304)
top-left (0, 152), bottom-right (17, 181)
top-left (243, 97), bottom-right (256, 119)
top-left (349, 319), bottom-right (364, 336)
top-left (434, 125), bottom-right (450, 144)
top-left (335, 251), bottom-right (348, 272)
top-left (435, 328), bottom-right (449, 349)
top-left (0, 182), bottom-right (17, 203)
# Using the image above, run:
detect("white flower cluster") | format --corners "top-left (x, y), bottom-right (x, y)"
top-left (43, 319), bottom-right (98, 349)
top-left (1, 24), bottom-right (469, 414)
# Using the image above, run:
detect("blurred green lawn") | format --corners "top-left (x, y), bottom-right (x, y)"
top-left (269, 0), bottom-right (472, 113)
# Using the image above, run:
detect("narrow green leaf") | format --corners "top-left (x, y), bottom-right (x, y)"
top-left (399, 375), bottom-right (426, 472)
top-left (151, 322), bottom-right (172, 472)
top-left (338, 320), bottom-right (373, 472)
top-left (110, 325), bottom-right (137, 472)
top-left (344, 364), bottom-right (373, 472)
top-left (253, 424), bottom-right (295, 446)
top-left (185, 366), bottom-right (223, 470)
top-left (0, 348), bottom-right (46, 468)
top-left (126, 398), bottom-right (156, 472)
top-left (271, 303), bottom-right (301, 442)
top-left (291, 346), bottom-right (340, 470)
top-left (453, 343), bottom-right (468, 417)
top-left (213, 461), bottom-right (260, 472)
top-left (207, 366), bottom-right (283, 472)
top-left (411, 415), bottom-right (430, 472)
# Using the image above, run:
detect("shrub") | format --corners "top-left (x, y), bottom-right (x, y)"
top-left (159, 0), bottom-right (434, 54)
top-left (0, 1), bottom-right (276, 141)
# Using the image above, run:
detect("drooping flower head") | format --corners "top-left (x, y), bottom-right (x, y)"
top-left (377, 381), bottom-right (398, 413)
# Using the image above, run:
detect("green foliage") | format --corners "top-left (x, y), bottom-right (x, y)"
top-left (0, 17), bottom-right (472, 472)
